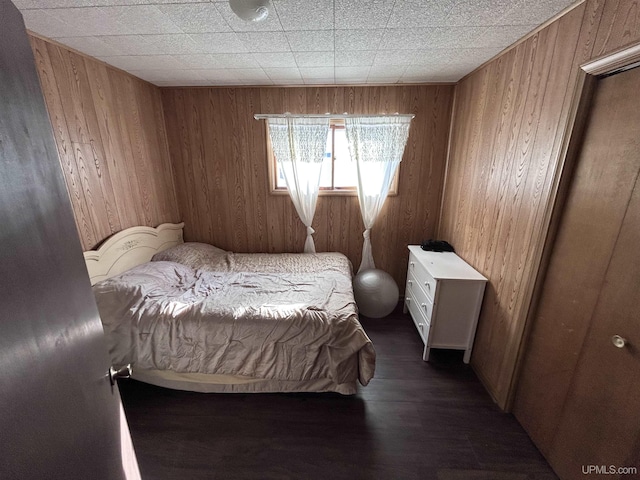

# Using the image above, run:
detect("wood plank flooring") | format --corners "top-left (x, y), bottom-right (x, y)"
top-left (119, 306), bottom-right (557, 480)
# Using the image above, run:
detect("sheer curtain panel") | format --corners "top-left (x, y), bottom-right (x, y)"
top-left (267, 117), bottom-right (330, 253)
top-left (345, 116), bottom-right (412, 273)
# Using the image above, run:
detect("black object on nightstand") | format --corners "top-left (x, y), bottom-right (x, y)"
top-left (420, 239), bottom-right (455, 252)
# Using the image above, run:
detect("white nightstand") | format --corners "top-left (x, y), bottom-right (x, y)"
top-left (404, 246), bottom-right (487, 363)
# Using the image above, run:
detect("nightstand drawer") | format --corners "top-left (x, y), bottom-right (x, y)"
top-left (405, 293), bottom-right (430, 344)
top-left (408, 252), bottom-right (437, 301)
top-left (406, 270), bottom-right (433, 323)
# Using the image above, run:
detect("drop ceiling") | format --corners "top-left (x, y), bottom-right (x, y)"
top-left (17, 0), bottom-right (579, 87)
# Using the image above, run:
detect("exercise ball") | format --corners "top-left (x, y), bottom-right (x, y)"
top-left (353, 269), bottom-right (399, 318)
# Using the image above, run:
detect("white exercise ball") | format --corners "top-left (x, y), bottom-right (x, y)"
top-left (353, 269), bottom-right (399, 318)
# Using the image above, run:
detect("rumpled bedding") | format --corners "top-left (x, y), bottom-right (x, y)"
top-left (93, 245), bottom-right (375, 389)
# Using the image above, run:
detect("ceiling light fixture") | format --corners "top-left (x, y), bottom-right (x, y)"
top-left (229, 0), bottom-right (270, 22)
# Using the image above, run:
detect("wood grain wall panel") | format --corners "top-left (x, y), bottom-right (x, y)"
top-left (29, 36), bottom-right (97, 248)
top-left (592, 0), bottom-right (640, 58)
top-left (29, 34), bottom-right (180, 250)
top-left (162, 85), bottom-right (454, 289)
top-left (84, 60), bottom-right (136, 228)
top-left (439, 0), bottom-right (640, 410)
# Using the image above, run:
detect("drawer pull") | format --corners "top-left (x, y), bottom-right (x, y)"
top-left (424, 282), bottom-right (431, 291)
top-left (408, 280), bottom-right (413, 286)
top-left (612, 335), bottom-right (626, 348)
top-left (410, 262), bottom-right (415, 268)
top-left (421, 303), bottom-right (427, 308)
top-left (406, 297), bottom-right (411, 304)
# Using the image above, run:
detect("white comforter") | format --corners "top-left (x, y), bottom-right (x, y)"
top-left (93, 251), bottom-right (375, 390)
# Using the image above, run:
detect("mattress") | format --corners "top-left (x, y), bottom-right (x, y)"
top-left (93, 244), bottom-right (375, 394)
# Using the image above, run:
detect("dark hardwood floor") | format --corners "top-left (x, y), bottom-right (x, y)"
top-left (119, 306), bottom-right (557, 480)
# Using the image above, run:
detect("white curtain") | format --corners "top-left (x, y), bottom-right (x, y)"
top-left (345, 116), bottom-right (412, 273)
top-left (267, 117), bottom-right (329, 253)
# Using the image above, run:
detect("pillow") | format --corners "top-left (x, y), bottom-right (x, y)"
top-left (152, 242), bottom-right (229, 270)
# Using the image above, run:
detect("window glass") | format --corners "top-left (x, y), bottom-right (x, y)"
top-left (270, 120), bottom-right (399, 195)
top-left (333, 128), bottom-right (356, 189)
top-left (319, 133), bottom-right (333, 188)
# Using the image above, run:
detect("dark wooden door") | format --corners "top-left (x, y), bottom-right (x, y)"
top-left (0, 1), bottom-right (139, 478)
top-left (549, 139), bottom-right (640, 478)
top-left (514, 66), bottom-right (640, 479)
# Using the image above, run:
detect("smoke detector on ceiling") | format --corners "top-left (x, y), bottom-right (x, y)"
top-left (229, 0), bottom-right (270, 22)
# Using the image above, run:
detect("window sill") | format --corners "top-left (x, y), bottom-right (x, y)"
top-left (270, 188), bottom-right (398, 197)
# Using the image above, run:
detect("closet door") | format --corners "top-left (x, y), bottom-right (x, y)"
top-left (548, 146), bottom-right (640, 478)
top-left (514, 65), bottom-right (640, 479)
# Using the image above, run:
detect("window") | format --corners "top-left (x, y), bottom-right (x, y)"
top-left (268, 120), bottom-right (399, 196)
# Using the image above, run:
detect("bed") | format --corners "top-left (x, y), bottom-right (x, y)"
top-left (85, 223), bottom-right (375, 394)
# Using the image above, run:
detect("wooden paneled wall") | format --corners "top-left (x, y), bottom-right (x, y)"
top-left (29, 34), bottom-right (180, 250)
top-left (162, 86), bottom-right (454, 288)
top-left (439, 0), bottom-right (640, 409)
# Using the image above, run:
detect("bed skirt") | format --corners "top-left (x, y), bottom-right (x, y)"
top-left (132, 368), bottom-right (359, 395)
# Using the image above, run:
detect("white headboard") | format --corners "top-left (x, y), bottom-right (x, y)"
top-left (84, 222), bottom-right (185, 285)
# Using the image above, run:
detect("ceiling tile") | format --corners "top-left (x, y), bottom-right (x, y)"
top-left (190, 33), bottom-right (249, 53)
top-left (46, 6), bottom-right (183, 36)
top-left (379, 27), bottom-right (488, 50)
top-left (403, 64), bottom-right (444, 76)
top-left (409, 49), bottom-right (458, 65)
top-left (443, 47), bottom-right (503, 65)
top-left (157, 4), bottom-right (231, 33)
top-left (99, 54), bottom-right (186, 70)
top-left (294, 51), bottom-right (334, 68)
top-left (335, 66), bottom-right (371, 78)
top-left (51, 36), bottom-right (126, 56)
top-left (335, 78), bottom-right (368, 84)
top-left (335, 29), bottom-right (384, 51)
top-left (299, 67), bottom-right (335, 79)
top-left (368, 64), bottom-right (407, 79)
top-left (97, 34), bottom-right (200, 55)
top-left (378, 29), bottom-right (431, 50)
top-left (96, 35), bottom-right (160, 55)
top-left (15, 0), bottom-right (149, 8)
top-left (273, 0), bottom-right (334, 31)
top-left (198, 68), bottom-right (271, 83)
top-left (401, 73), bottom-right (460, 82)
top-left (446, 0), bottom-right (516, 26)
top-left (472, 24), bottom-right (537, 48)
top-left (423, 26), bottom-right (489, 49)
top-left (386, 0), bottom-right (453, 28)
top-left (130, 69), bottom-right (205, 82)
top-left (335, 0), bottom-right (396, 30)
top-left (214, 1), bottom-right (283, 32)
top-left (154, 80), bottom-right (215, 87)
top-left (500, 0), bottom-right (576, 26)
top-left (335, 50), bottom-right (376, 67)
top-left (238, 31), bottom-right (290, 52)
top-left (373, 50), bottom-right (426, 66)
top-left (264, 67), bottom-right (304, 83)
top-left (174, 53), bottom-right (259, 69)
top-left (254, 52), bottom-right (298, 68)
top-left (21, 10), bottom-right (76, 38)
top-left (141, 0), bottom-right (210, 3)
top-left (286, 30), bottom-right (334, 52)
top-left (408, 63), bottom-right (469, 77)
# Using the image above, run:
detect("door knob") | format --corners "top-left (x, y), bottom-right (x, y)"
top-left (109, 364), bottom-right (132, 385)
top-left (611, 335), bottom-right (627, 348)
